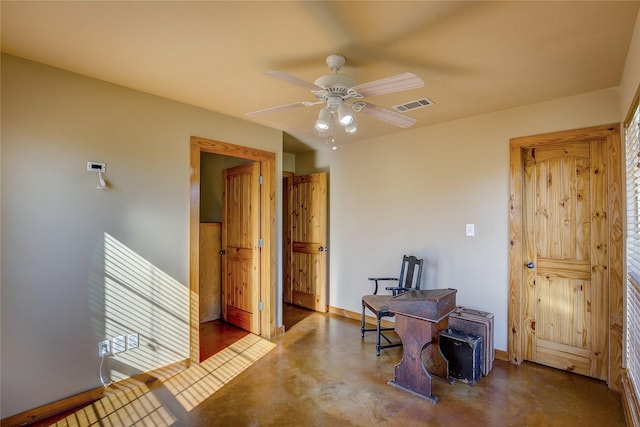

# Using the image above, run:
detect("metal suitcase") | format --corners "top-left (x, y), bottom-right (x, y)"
top-left (439, 329), bottom-right (483, 385)
top-left (448, 307), bottom-right (494, 376)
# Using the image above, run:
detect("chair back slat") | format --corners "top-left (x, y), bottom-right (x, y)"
top-left (399, 255), bottom-right (423, 291)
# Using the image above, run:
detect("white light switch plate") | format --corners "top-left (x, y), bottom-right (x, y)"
top-left (466, 224), bottom-right (475, 237)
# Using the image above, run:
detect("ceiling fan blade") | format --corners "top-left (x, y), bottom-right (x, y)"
top-left (351, 72), bottom-right (424, 97)
top-left (246, 101), bottom-right (320, 117)
top-left (356, 102), bottom-right (417, 128)
top-left (264, 71), bottom-right (324, 91)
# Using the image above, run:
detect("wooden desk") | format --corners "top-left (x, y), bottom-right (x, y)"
top-left (387, 288), bottom-right (457, 403)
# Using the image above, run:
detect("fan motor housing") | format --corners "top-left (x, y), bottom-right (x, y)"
top-left (314, 74), bottom-right (355, 92)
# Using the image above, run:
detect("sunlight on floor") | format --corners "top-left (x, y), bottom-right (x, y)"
top-left (166, 334), bottom-right (276, 411)
top-left (48, 334), bottom-right (276, 426)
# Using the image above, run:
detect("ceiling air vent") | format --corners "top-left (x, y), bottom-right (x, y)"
top-left (393, 97), bottom-right (434, 112)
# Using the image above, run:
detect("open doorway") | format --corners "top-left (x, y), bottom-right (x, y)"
top-left (189, 136), bottom-right (276, 364)
top-left (198, 154), bottom-right (255, 361)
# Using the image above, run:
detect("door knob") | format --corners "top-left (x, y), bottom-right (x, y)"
top-left (526, 261), bottom-right (535, 269)
top-left (219, 249), bottom-right (226, 255)
top-left (318, 246), bottom-right (328, 252)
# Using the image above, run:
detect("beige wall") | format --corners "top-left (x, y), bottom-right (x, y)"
top-left (328, 87), bottom-right (621, 352)
top-left (200, 153), bottom-right (252, 223)
top-left (295, 149), bottom-right (331, 176)
top-left (620, 8), bottom-right (640, 119)
top-left (283, 152), bottom-right (296, 173)
top-left (0, 54), bottom-right (283, 418)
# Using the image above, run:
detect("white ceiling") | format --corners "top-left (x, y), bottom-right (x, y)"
top-left (2, 1), bottom-right (638, 153)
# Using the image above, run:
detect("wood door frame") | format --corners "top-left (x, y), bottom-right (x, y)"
top-left (508, 123), bottom-right (623, 390)
top-left (189, 136), bottom-right (276, 364)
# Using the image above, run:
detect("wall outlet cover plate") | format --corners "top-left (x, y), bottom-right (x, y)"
top-left (112, 335), bottom-right (126, 353)
top-left (98, 340), bottom-right (111, 357)
top-left (127, 333), bottom-right (139, 350)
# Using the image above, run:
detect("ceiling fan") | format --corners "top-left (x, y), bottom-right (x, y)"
top-left (247, 54), bottom-right (425, 136)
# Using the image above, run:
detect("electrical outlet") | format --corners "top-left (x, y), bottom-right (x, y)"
top-left (98, 340), bottom-right (111, 357)
top-left (127, 333), bottom-right (139, 350)
top-left (112, 335), bottom-right (126, 354)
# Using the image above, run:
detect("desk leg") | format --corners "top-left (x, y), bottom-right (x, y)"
top-left (388, 314), bottom-right (438, 403)
top-left (423, 318), bottom-right (450, 380)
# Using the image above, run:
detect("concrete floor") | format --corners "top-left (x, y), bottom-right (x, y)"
top-left (42, 308), bottom-right (626, 426)
top-left (185, 311), bottom-right (625, 426)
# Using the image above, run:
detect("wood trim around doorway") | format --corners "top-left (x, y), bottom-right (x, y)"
top-left (189, 136), bottom-right (276, 364)
top-left (507, 123), bottom-right (623, 390)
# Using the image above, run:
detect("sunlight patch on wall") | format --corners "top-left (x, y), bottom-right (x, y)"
top-left (104, 233), bottom-right (189, 381)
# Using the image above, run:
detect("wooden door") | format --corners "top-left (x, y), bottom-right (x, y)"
top-left (522, 141), bottom-right (608, 378)
top-left (222, 162), bottom-right (260, 333)
top-left (283, 173), bottom-right (293, 305)
top-left (199, 222), bottom-right (221, 323)
top-left (290, 172), bottom-right (327, 312)
top-left (509, 124), bottom-right (624, 389)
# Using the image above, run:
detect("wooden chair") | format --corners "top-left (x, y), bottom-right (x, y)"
top-left (361, 255), bottom-right (424, 356)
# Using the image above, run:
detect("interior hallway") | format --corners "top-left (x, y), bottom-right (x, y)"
top-left (40, 307), bottom-right (624, 426)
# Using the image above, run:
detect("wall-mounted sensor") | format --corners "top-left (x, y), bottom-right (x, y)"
top-left (87, 161), bottom-right (107, 190)
top-left (87, 162), bottom-right (106, 172)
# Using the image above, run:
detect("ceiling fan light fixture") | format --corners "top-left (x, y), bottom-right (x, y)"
top-left (337, 104), bottom-right (354, 127)
top-left (315, 108), bottom-right (331, 131)
top-left (344, 120), bottom-right (357, 133)
top-left (247, 54), bottom-right (427, 141)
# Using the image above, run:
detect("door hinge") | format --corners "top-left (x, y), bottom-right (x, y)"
top-left (258, 301), bottom-right (264, 311)
top-left (258, 175), bottom-right (264, 185)
top-left (258, 238), bottom-right (264, 248)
